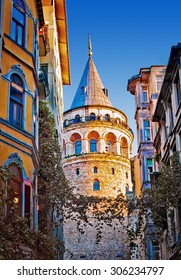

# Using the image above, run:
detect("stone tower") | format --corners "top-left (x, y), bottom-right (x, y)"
top-left (63, 37), bottom-right (134, 259)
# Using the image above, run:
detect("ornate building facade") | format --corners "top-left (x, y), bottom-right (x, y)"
top-left (63, 38), bottom-right (134, 259)
top-left (0, 0), bottom-right (44, 230)
top-left (127, 65), bottom-right (166, 259)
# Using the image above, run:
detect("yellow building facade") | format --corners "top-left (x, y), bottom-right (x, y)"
top-left (0, 0), bottom-right (44, 229)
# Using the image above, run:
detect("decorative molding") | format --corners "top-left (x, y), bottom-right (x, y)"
top-left (8, 152), bottom-right (23, 164)
top-left (11, 64), bottom-right (25, 77)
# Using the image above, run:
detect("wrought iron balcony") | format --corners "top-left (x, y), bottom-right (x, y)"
top-left (63, 115), bottom-right (134, 136)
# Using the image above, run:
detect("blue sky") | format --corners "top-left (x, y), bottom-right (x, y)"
top-left (63, 0), bottom-right (181, 156)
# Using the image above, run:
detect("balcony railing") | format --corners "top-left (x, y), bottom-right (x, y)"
top-left (63, 116), bottom-right (134, 135)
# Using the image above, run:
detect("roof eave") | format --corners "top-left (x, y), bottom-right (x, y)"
top-left (55, 0), bottom-right (71, 85)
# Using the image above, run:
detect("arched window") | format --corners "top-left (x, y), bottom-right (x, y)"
top-left (8, 165), bottom-right (23, 217)
top-left (120, 137), bottom-right (128, 158)
top-left (111, 168), bottom-right (115, 175)
top-left (76, 168), bottom-right (80, 176)
top-left (105, 132), bottom-right (117, 154)
top-left (75, 140), bottom-right (82, 154)
top-left (90, 139), bottom-right (97, 152)
top-left (93, 166), bottom-right (97, 173)
top-left (90, 112), bottom-right (96, 120)
top-left (105, 114), bottom-right (110, 121)
top-left (93, 180), bottom-right (100, 191)
top-left (9, 73), bottom-right (24, 128)
top-left (75, 114), bottom-right (81, 123)
top-left (11, 0), bottom-right (26, 47)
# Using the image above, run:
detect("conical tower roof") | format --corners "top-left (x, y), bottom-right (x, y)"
top-left (70, 36), bottom-right (113, 109)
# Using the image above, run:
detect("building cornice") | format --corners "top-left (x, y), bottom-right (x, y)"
top-left (54, 0), bottom-right (71, 85)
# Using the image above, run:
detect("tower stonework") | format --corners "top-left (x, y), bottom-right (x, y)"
top-left (63, 39), bottom-right (134, 259)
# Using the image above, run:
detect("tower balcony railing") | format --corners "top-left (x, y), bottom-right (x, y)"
top-left (63, 115), bottom-right (134, 135)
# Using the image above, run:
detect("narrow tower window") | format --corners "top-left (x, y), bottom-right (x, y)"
top-left (76, 168), bottom-right (80, 176)
top-left (75, 140), bottom-right (82, 154)
top-left (90, 139), bottom-right (97, 152)
top-left (90, 112), bottom-right (96, 120)
top-left (93, 180), bottom-right (100, 191)
top-left (93, 166), bottom-right (97, 173)
top-left (105, 114), bottom-right (110, 121)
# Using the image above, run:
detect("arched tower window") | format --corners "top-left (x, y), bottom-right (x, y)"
top-left (76, 168), bottom-right (80, 176)
top-left (70, 133), bottom-right (82, 155)
top-left (75, 114), bottom-right (81, 123)
top-left (9, 73), bottom-right (24, 128)
top-left (90, 112), bottom-right (96, 120)
top-left (90, 139), bottom-right (97, 152)
top-left (111, 167), bottom-right (115, 175)
top-left (120, 137), bottom-right (128, 158)
top-left (87, 131), bottom-right (100, 153)
top-left (105, 132), bottom-right (117, 153)
top-left (105, 113), bottom-right (110, 121)
top-left (93, 180), bottom-right (100, 191)
top-left (75, 141), bottom-right (82, 154)
top-left (93, 166), bottom-right (97, 173)
top-left (11, 0), bottom-right (26, 47)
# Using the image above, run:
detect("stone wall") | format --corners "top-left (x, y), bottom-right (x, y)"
top-left (63, 214), bottom-right (130, 260)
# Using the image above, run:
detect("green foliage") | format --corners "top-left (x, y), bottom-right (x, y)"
top-left (126, 152), bottom-right (181, 256)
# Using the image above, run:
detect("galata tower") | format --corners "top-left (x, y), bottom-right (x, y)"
top-left (62, 37), bottom-right (134, 260)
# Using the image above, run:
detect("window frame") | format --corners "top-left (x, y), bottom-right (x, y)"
top-left (93, 180), bottom-right (100, 191)
top-left (90, 139), bottom-right (97, 152)
top-left (143, 120), bottom-right (151, 141)
top-left (142, 91), bottom-right (148, 103)
top-left (10, 0), bottom-right (26, 47)
top-left (9, 73), bottom-right (24, 129)
top-left (145, 158), bottom-right (153, 182)
top-left (93, 166), bottom-right (97, 173)
top-left (75, 140), bottom-right (82, 154)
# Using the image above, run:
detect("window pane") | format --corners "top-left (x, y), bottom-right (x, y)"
top-left (11, 20), bottom-right (16, 41)
top-left (142, 91), bottom-right (147, 103)
top-left (93, 181), bottom-right (100, 191)
top-left (147, 159), bottom-right (152, 166)
top-left (10, 87), bottom-right (23, 104)
top-left (90, 113), bottom-right (95, 120)
top-left (17, 25), bottom-right (23, 45)
top-left (13, 6), bottom-right (24, 24)
top-left (14, 0), bottom-right (25, 10)
top-left (75, 141), bottom-right (82, 154)
top-left (9, 100), bottom-right (15, 124)
top-left (9, 100), bottom-right (23, 128)
top-left (16, 103), bottom-right (23, 128)
top-left (90, 139), bottom-right (97, 152)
